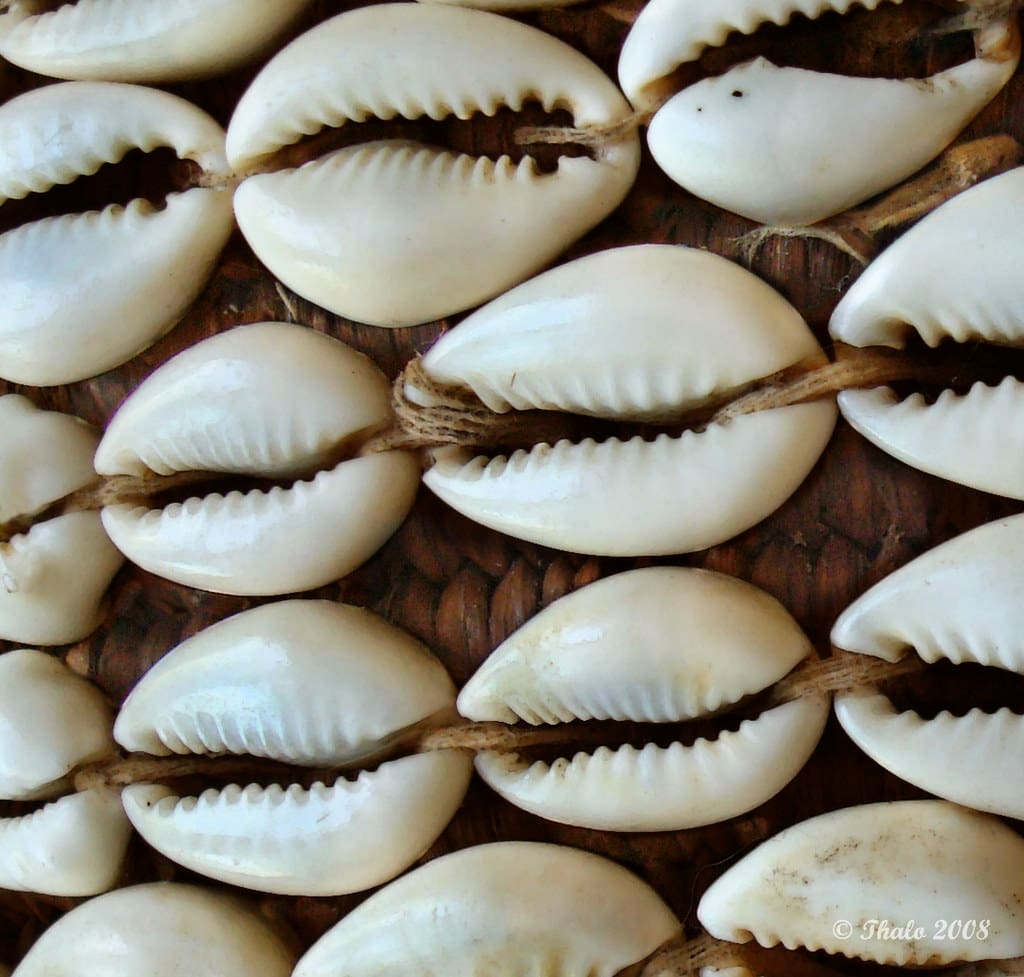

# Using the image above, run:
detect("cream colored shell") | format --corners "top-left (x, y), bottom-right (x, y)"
top-left (0, 788), bottom-right (131, 897)
top-left (460, 567), bottom-right (827, 831)
top-left (294, 841), bottom-right (681, 977)
top-left (227, 3), bottom-right (640, 327)
top-left (0, 396), bottom-right (123, 646)
top-left (417, 0), bottom-right (587, 10)
top-left (114, 600), bottom-right (471, 895)
top-left (832, 514), bottom-right (1024, 818)
top-left (832, 167), bottom-right (1024, 497)
top-left (698, 800), bottom-right (1024, 966)
top-left (0, 81), bottom-right (233, 385)
top-left (95, 322), bottom-right (419, 595)
top-left (10, 882), bottom-right (297, 976)
top-left (0, 649), bottom-right (114, 801)
top-left (0, 1), bottom-right (311, 82)
top-left (417, 245), bottom-right (836, 555)
top-left (620, 0), bottom-right (1017, 225)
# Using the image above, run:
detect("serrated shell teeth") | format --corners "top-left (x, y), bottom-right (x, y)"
top-left (416, 245), bottom-right (835, 555)
top-left (0, 0), bottom-right (312, 83)
top-left (294, 842), bottom-right (681, 977)
top-left (698, 800), bottom-right (1024, 966)
top-left (460, 566), bottom-right (826, 830)
top-left (620, 0), bottom-right (1018, 225)
top-left (0, 396), bottom-right (124, 645)
top-left (832, 514), bottom-right (1024, 817)
top-left (831, 168), bottom-right (1024, 497)
top-left (9, 882), bottom-right (297, 976)
top-left (0, 789), bottom-right (131, 897)
top-left (114, 600), bottom-right (471, 895)
top-left (94, 322), bottom-right (419, 595)
top-left (0, 81), bottom-right (233, 385)
top-left (226, 2), bottom-right (640, 327)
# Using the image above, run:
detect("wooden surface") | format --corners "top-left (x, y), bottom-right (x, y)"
top-left (2, 1), bottom-right (1024, 973)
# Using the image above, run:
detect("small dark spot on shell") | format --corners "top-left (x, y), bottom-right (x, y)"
top-left (732, 90), bottom-right (744, 98)
top-left (696, 106), bottom-right (703, 112)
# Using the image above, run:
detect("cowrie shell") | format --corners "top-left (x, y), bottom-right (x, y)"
top-left (226, 3), bottom-right (640, 328)
top-left (415, 245), bottom-right (836, 555)
top-left (0, 81), bottom-right (233, 386)
top-left (832, 513), bottom-right (1024, 818)
top-left (0, 1), bottom-right (311, 82)
top-left (0, 395), bottom-right (123, 645)
top-left (832, 167), bottom-right (1024, 497)
top-left (620, 1), bottom-right (1018, 225)
top-left (95, 322), bottom-right (419, 596)
top-left (699, 800), bottom-right (1024, 967)
top-left (10, 882), bottom-right (297, 976)
top-left (0, 649), bottom-right (114, 801)
top-left (114, 599), bottom-right (471, 895)
top-left (459, 567), bottom-right (826, 830)
top-left (0, 788), bottom-right (131, 897)
top-left (294, 841), bottom-right (681, 977)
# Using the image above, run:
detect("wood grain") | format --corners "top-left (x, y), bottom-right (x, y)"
top-left (2, 2), bottom-right (1023, 973)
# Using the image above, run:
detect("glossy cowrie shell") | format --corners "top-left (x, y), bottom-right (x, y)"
top-left (294, 841), bottom-right (681, 977)
top-left (10, 881), bottom-right (298, 976)
top-left (0, 1), bottom-right (311, 82)
top-left (413, 245), bottom-right (836, 555)
top-left (0, 81), bottom-right (233, 386)
top-left (0, 395), bottom-right (123, 645)
top-left (226, 3), bottom-right (640, 328)
top-left (114, 599), bottom-right (472, 896)
top-left (94, 322), bottom-right (419, 595)
top-left (619, 1), bottom-right (1019, 225)
top-left (698, 800), bottom-right (1024, 967)
top-left (0, 649), bottom-right (114, 801)
top-left (831, 167), bottom-right (1024, 497)
top-left (458, 567), bottom-right (827, 831)
top-left (831, 513), bottom-right (1024, 819)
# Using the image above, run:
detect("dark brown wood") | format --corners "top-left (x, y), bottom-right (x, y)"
top-left (3, 2), bottom-right (1024, 974)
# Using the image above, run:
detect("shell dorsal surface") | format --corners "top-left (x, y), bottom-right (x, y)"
top-left (227, 3), bottom-right (640, 327)
top-left (698, 800), bottom-right (1024, 966)
top-left (620, 0), bottom-right (1018, 225)
top-left (460, 566), bottom-right (827, 831)
top-left (114, 599), bottom-right (471, 896)
top-left (0, 649), bottom-right (114, 800)
top-left (0, 395), bottom-right (124, 646)
top-left (831, 168), bottom-right (1024, 497)
top-left (832, 514), bottom-right (1024, 818)
top-left (0, 788), bottom-right (132, 897)
top-left (0, 0), bottom-right (312, 83)
top-left (0, 81), bottom-right (233, 385)
top-left (417, 245), bottom-right (836, 556)
top-left (10, 882), bottom-right (298, 976)
top-left (294, 841), bottom-right (681, 977)
top-left (95, 322), bottom-right (419, 595)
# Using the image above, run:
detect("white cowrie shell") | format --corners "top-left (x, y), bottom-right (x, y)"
top-left (699, 800), bottom-right (1024, 967)
top-left (460, 567), bottom-right (827, 831)
top-left (0, 395), bottom-right (123, 646)
top-left (832, 513), bottom-right (1024, 818)
top-left (417, 0), bottom-right (587, 10)
top-left (620, 0), bottom-right (1018, 225)
top-left (0, 649), bottom-right (114, 801)
top-left (0, 1), bottom-right (311, 83)
top-left (832, 167), bottom-right (1024, 497)
top-left (0, 81), bottom-right (233, 386)
top-left (0, 788), bottom-right (131, 896)
top-left (95, 322), bottom-right (419, 595)
top-left (416, 245), bottom-right (836, 555)
top-left (10, 882), bottom-right (297, 977)
top-left (114, 600), bottom-right (471, 895)
top-left (294, 841), bottom-right (681, 977)
top-left (227, 3), bottom-right (640, 328)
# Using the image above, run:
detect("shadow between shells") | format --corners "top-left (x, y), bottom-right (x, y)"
top-left (2, 1), bottom-right (1024, 974)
